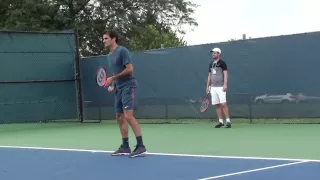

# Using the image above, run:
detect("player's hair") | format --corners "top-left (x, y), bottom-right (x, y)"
top-left (104, 30), bottom-right (119, 43)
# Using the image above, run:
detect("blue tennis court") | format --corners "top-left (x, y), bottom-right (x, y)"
top-left (0, 146), bottom-right (319, 180)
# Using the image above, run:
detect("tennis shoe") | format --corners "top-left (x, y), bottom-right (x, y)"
top-left (111, 145), bottom-right (131, 156)
top-left (128, 145), bottom-right (147, 158)
top-left (214, 122), bottom-right (224, 128)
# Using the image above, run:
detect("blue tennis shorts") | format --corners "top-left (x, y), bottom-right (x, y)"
top-left (115, 86), bottom-right (136, 113)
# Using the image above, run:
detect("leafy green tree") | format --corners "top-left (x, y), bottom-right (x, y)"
top-left (128, 24), bottom-right (187, 51)
top-left (0, 0), bottom-right (198, 56)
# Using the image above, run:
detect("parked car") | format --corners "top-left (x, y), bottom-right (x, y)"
top-left (254, 93), bottom-right (298, 104)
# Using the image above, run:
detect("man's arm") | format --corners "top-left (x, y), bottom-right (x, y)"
top-left (207, 62), bottom-right (212, 90)
top-left (207, 72), bottom-right (211, 89)
top-left (111, 64), bottom-right (133, 80)
top-left (111, 48), bottom-right (133, 81)
top-left (223, 71), bottom-right (228, 86)
top-left (222, 62), bottom-right (228, 88)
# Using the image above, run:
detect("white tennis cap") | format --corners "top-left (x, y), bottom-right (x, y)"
top-left (210, 48), bottom-right (221, 54)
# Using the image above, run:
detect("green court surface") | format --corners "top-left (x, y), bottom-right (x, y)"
top-left (0, 119), bottom-right (320, 161)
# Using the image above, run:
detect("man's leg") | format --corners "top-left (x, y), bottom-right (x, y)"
top-left (221, 103), bottom-right (231, 128)
top-left (211, 87), bottom-right (224, 128)
top-left (215, 104), bottom-right (224, 128)
top-left (219, 87), bottom-right (231, 128)
top-left (111, 90), bottom-right (132, 156)
top-left (122, 87), bottom-right (147, 158)
top-left (116, 112), bottom-right (129, 146)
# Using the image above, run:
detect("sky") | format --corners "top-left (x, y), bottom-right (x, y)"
top-left (183, 0), bottom-right (320, 45)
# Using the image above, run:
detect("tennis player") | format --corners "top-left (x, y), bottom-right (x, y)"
top-left (102, 30), bottom-right (147, 157)
top-left (206, 47), bottom-right (231, 128)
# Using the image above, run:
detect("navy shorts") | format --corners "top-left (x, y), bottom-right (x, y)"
top-left (115, 86), bottom-right (136, 113)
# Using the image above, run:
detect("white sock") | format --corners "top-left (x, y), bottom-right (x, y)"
top-left (226, 118), bottom-right (231, 123)
top-left (219, 119), bottom-right (224, 124)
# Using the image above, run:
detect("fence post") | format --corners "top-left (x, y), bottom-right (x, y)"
top-left (165, 104), bottom-right (169, 120)
top-left (248, 93), bottom-right (253, 123)
top-left (74, 31), bottom-right (84, 123)
top-left (99, 100), bottom-right (102, 123)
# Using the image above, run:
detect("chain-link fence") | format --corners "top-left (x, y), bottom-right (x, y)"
top-left (0, 30), bottom-right (83, 124)
top-left (81, 31), bottom-right (320, 124)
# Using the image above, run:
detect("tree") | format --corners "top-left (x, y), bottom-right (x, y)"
top-left (127, 24), bottom-right (187, 52)
top-left (0, 0), bottom-right (198, 56)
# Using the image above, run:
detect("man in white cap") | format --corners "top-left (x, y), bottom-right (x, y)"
top-left (206, 47), bottom-right (231, 128)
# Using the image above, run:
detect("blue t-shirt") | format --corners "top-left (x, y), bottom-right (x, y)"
top-left (107, 46), bottom-right (137, 89)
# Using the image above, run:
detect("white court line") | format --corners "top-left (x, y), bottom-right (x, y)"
top-left (0, 145), bottom-right (320, 163)
top-left (198, 161), bottom-right (309, 180)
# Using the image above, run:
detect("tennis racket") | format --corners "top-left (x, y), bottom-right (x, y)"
top-left (96, 67), bottom-right (108, 87)
top-left (200, 93), bottom-right (210, 113)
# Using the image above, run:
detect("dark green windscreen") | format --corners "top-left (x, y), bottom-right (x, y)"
top-left (81, 32), bottom-right (320, 122)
